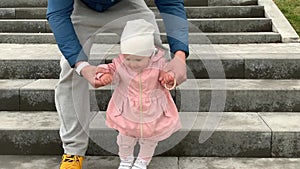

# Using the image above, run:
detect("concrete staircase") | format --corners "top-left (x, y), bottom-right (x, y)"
top-left (1, 0), bottom-right (300, 168)
top-left (0, 0), bottom-right (283, 44)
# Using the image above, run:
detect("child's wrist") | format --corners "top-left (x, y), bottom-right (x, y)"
top-left (167, 71), bottom-right (175, 78)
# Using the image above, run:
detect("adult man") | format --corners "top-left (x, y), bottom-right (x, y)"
top-left (47, 0), bottom-right (189, 168)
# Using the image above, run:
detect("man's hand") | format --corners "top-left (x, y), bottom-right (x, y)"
top-left (80, 65), bottom-right (110, 88)
top-left (160, 50), bottom-right (187, 85)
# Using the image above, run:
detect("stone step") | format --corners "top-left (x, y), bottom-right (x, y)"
top-left (0, 111), bottom-right (271, 156)
top-left (0, 6), bottom-right (265, 19)
top-left (165, 18), bottom-right (273, 33)
top-left (2, 43), bottom-right (300, 79)
top-left (0, 32), bottom-right (281, 44)
top-left (0, 18), bottom-right (273, 33)
top-left (0, 0), bottom-right (47, 8)
top-left (0, 19), bottom-right (50, 33)
top-left (0, 8), bottom-right (47, 19)
top-left (1, 111), bottom-right (300, 157)
top-left (184, 0), bottom-right (259, 6)
top-left (176, 6), bottom-right (265, 18)
top-left (1, 156), bottom-right (300, 169)
top-left (0, 0), bottom-right (258, 8)
top-left (1, 79), bottom-right (300, 112)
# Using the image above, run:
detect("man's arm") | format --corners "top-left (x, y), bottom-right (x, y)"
top-left (155, 0), bottom-right (189, 59)
top-left (155, 0), bottom-right (189, 84)
top-left (47, 0), bottom-right (87, 68)
top-left (47, 0), bottom-right (107, 88)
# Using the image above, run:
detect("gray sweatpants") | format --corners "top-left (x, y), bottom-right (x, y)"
top-left (55, 0), bottom-right (163, 156)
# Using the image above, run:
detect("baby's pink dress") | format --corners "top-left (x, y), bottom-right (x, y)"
top-left (98, 48), bottom-right (181, 141)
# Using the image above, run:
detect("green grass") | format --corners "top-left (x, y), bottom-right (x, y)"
top-left (273, 0), bottom-right (300, 36)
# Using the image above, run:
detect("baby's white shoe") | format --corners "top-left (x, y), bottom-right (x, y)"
top-left (131, 158), bottom-right (148, 169)
top-left (118, 156), bottom-right (134, 169)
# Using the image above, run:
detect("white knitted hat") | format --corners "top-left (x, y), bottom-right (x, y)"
top-left (120, 19), bottom-right (155, 57)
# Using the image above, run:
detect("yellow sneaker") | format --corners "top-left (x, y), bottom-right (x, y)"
top-left (59, 154), bottom-right (84, 169)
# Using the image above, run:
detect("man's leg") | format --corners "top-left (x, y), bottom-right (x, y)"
top-left (55, 57), bottom-right (90, 156)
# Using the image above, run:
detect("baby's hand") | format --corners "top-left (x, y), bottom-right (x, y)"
top-left (160, 71), bottom-right (176, 90)
top-left (97, 73), bottom-right (113, 86)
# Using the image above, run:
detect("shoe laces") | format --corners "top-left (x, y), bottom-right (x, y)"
top-left (61, 155), bottom-right (83, 169)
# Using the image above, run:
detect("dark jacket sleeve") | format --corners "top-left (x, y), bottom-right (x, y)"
top-left (155, 0), bottom-right (189, 57)
top-left (46, 0), bottom-right (87, 68)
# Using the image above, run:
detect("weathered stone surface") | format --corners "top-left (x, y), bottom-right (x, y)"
top-left (177, 79), bottom-right (300, 112)
top-left (187, 53), bottom-right (244, 79)
top-left (259, 0), bottom-right (299, 42)
top-left (209, 0), bottom-right (258, 6)
top-left (3, 44), bottom-right (300, 79)
top-left (162, 112), bottom-right (271, 157)
top-left (0, 20), bottom-right (46, 33)
top-left (179, 157), bottom-right (300, 169)
top-left (0, 33), bottom-right (56, 43)
top-left (16, 8), bottom-right (46, 19)
top-left (260, 113), bottom-right (300, 157)
top-left (245, 54), bottom-right (300, 79)
top-left (1, 156), bottom-right (300, 169)
top-left (20, 79), bottom-right (57, 111)
top-left (8, 18), bottom-right (270, 33)
top-left (2, 6), bottom-right (265, 19)
top-left (0, 155), bottom-right (177, 169)
top-left (0, 112), bottom-right (271, 156)
top-left (0, 32), bottom-right (282, 44)
top-left (187, 32), bottom-right (281, 44)
top-left (156, 18), bottom-right (272, 33)
top-left (213, 18), bottom-right (272, 32)
top-left (1, 155), bottom-right (300, 169)
top-left (0, 80), bottom-right (33, 111)
top-left (0, 111), bottom-right (61, 155)
top-left (183, 6), bottom-right (264, 18)
top-left (2, 79), bottom-right (300, 112)
top-left (146, 0), bottom-right (208, 7)
top-left (0, 8), bottom-right (15, 19)
top-left (0, 60), bottom-right (60, 79)
top-left (190, 43), bottom-right (300, 54)
top-left (0, 0), bottom-right (47, 7)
